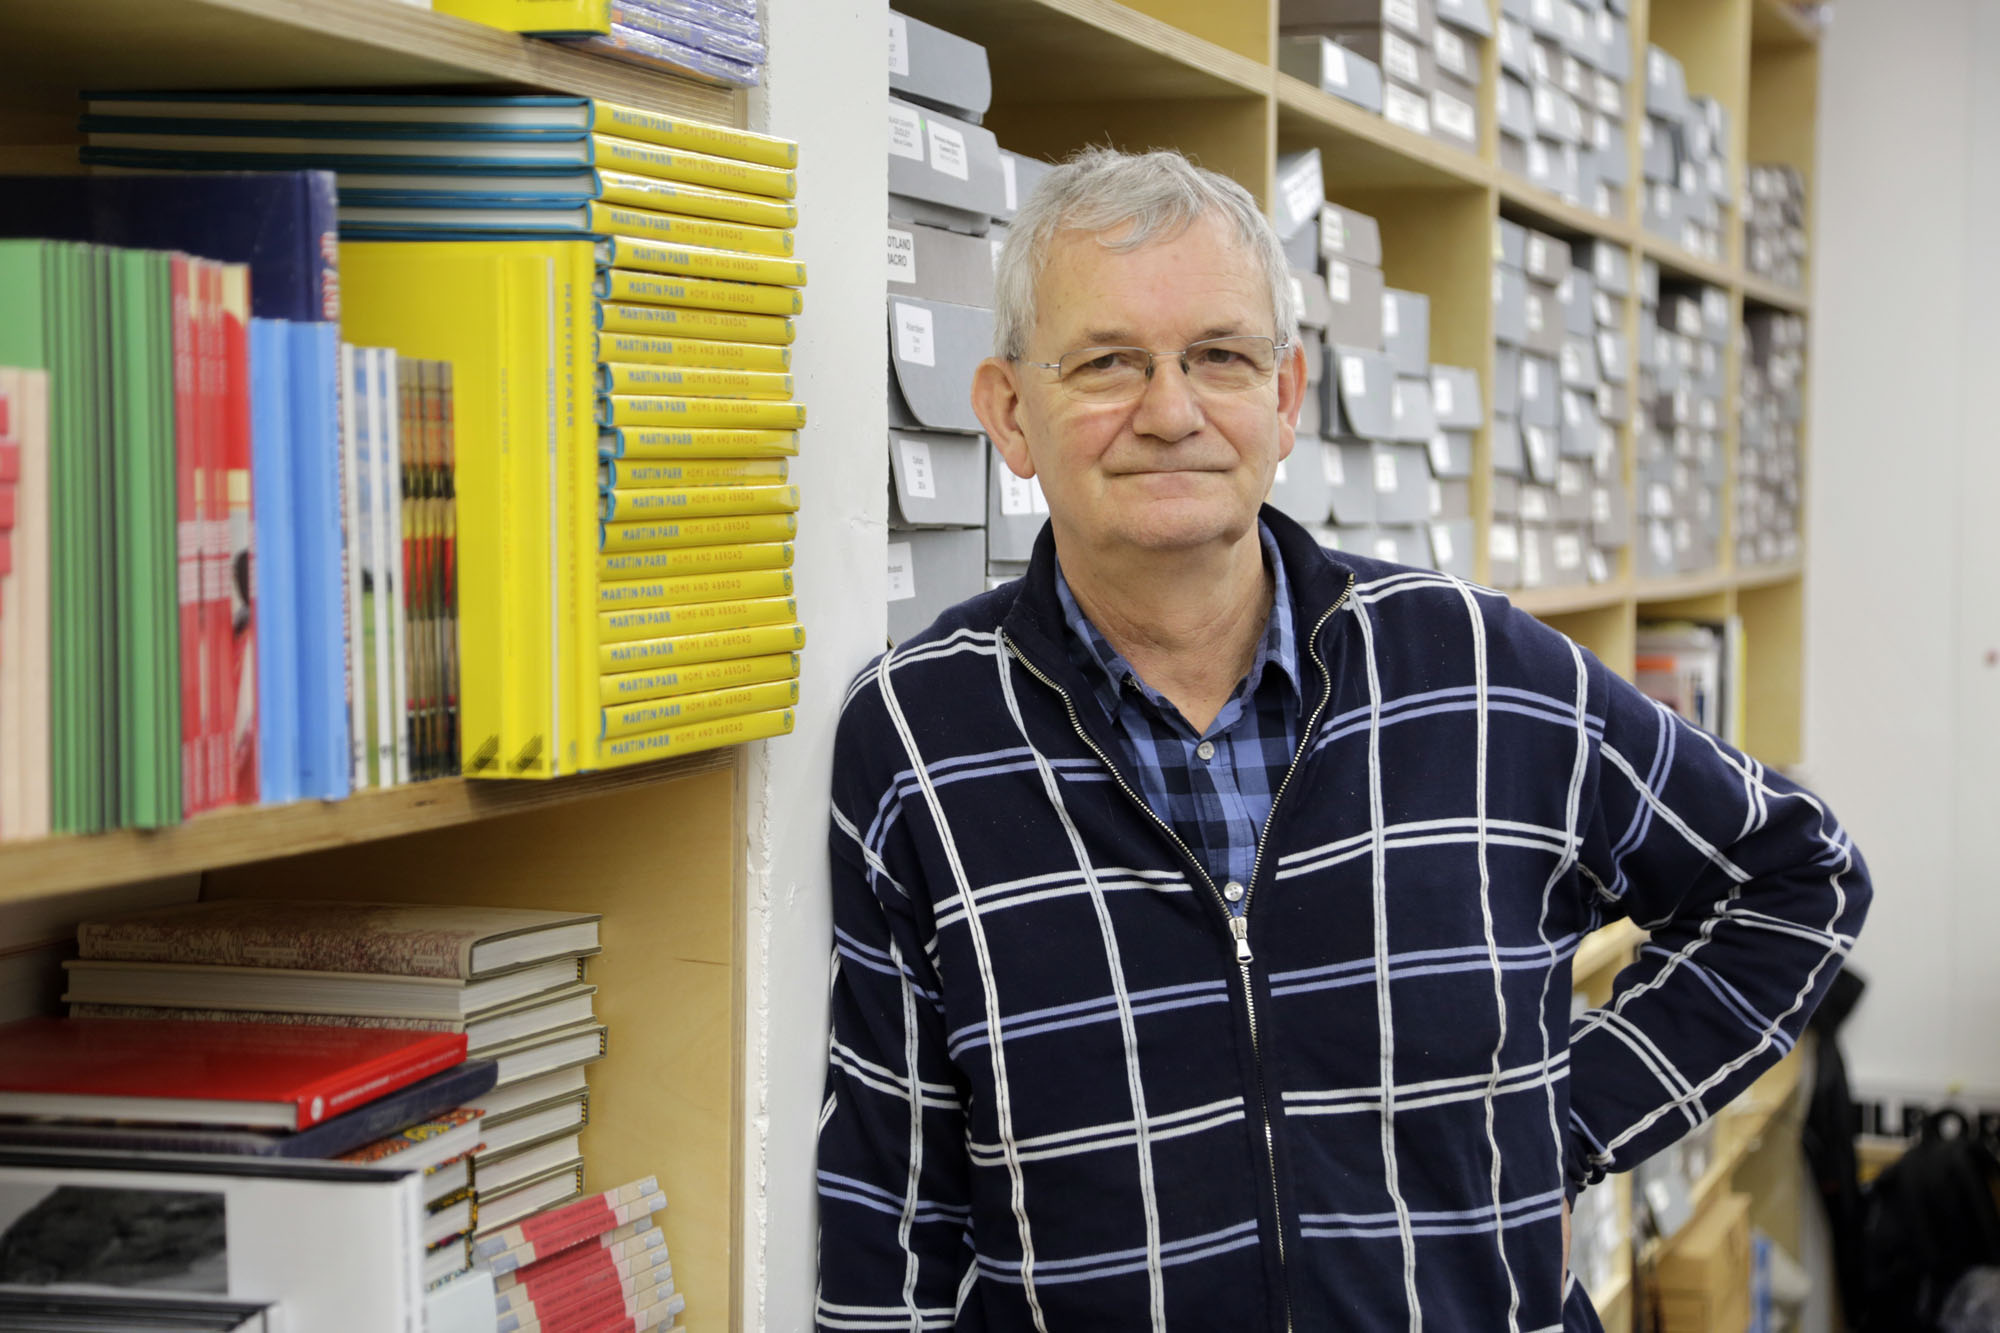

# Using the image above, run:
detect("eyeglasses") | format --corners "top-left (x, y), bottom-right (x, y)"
top-left (1020, 335), bottom-right (1291, 404)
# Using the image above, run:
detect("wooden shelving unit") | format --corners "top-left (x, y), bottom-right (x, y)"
top-left (0, 2), bottom-right (752, 1324)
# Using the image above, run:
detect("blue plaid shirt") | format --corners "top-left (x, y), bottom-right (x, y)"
top-left (1055, 522), bottom-right (1300, 913)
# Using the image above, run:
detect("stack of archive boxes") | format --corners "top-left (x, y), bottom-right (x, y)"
top-left (1636, 262), bottom-right (1730, 577)
top-left (1277, 0), bottom-right (1493, 157)
top-left (1492, 219), bottom-right (1627, 590)
top-left (1745, 164), bottom-right (1808, 291)
top-left (1496, 0), bottom-right (1633, 220)
top-left (1737, 309), bottom-right (1805, 569)
top-left (883, 9), bottom-right (1053, 642)
top-left (1642, 44), bottom-right (1734, 262)
top-left (1266, 149), bottom-right (1477, 579)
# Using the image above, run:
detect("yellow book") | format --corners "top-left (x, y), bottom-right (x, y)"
top-left (595, 172), bottom-right (798, 231)
top-left (340, 242), bottom-right (518, 776)
top-left (601, 677), bottom-right (800, 741)
top-left (597, 512), bottom-right (798, 556)
top-left (600, 483), bottom-right (799, 522)
top-left (597, 364), bottom-right (793, 400)
top-left (595, 705), bottom-right (797, 770)
top-left (596, 301), bottom-right (794, 347)
top-left (587, 202), bottom-right (793, 257)
top-left (598, 269), bottom-right (804, 318)
top-left (598, 457), bottom-right (790, 489)
top-left (597, 566), bottom-right (794, 611)
top-left (501, 251), bottom-right (557, 779)
top-left (599, 621), bottom-right (806, 674)
top-left (599, 396), bottom-right (806, 430)
top-left (590, 136), bottom-right (796, 201)
top-left (597, 427), bottom-right (797, 459)
top-left (598, 595), bottom-right (798, 646)
top-left (591, 103), bottom-right (798, 170)
top-left (596, 236), bottom-right (806, 289)
top-left (597, 540), bottom-right (795, 583)
top-left (599, 649), bottom-right (799, 707)
top-left (432, 0), bottom-right (607, 34)
top-left (593, 331), bottom-right (791, 373)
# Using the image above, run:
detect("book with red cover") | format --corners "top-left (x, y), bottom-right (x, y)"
top-left (474, 1176), bottom-right (663, 1270)
top-left (0, 1016), bottom-right (466, 1129)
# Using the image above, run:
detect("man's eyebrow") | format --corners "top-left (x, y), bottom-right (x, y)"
top-left (1073, 324), bottom-right (1253, 347)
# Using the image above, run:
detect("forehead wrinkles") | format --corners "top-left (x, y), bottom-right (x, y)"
top-left (1035, 219), bottom-right (1270, 347)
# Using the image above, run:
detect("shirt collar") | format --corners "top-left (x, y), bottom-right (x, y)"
top-left (1055, 521), bottom-right (1301, 730)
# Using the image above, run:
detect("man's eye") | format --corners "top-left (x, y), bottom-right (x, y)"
top-left (1198, 347), bottom-right (1247, 366)
top-left (1084, 353), bottom-right (1126, 372)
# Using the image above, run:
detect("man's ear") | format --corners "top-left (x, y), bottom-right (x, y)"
top-left (1274, 339), bottom-right (1308, 462)
top-left (972, 356), bottom-right (1036, 480)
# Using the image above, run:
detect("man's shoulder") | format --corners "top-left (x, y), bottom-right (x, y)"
top-left (1320, 548), bottom-right (1586, 662)
top-left (839, 582), bottom-right (1020, 730)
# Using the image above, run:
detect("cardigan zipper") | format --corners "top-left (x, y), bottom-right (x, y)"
top-left (1002, 573), bottom-right (1350, 1333)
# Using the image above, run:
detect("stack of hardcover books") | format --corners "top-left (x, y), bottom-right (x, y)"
top-left (432, 0), bottom-right (769, 90)
top-left (476, 1177), bottom-right (685, 1332)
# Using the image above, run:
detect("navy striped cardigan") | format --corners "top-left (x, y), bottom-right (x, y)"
top-left (817, 508), bottom-right (1868, 1333)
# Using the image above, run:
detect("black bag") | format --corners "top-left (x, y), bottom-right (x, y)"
top-left (1859, 1108), bottom-right (2000, 1331)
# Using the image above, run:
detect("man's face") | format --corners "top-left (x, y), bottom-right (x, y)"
top-left (977, 214), bottom-right (1306, 561)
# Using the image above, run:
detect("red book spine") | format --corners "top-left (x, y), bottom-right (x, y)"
top-left (290, 1031), bottom-right (466, 1129)
top-left (169, 255), bottom-right (202, 816)
top-left (219, 265), bottom-right (258, 805)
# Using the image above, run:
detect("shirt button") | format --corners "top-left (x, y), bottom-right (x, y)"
top-left (1223, 880), bottom-right (1245, 902)
top-left (1196, 740), bottom-right (1216, 761)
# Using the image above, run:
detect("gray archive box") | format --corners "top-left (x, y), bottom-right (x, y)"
top-left (1428, 518), bottom-right (1476, 578)
top-left (1282, 0), bottom-right (1432, 40)
top-left (888, 10), bottom-right (992, 120)
top-left (1332, 25), bottom-right (1435, 93)
top-left (1492, 416), bottom-right (1526, 476)
top-left (1382, 288), bottom-right (1430, 376)
top-left (1554, 458), bottom-right (1592, 521)
top-left (1562, 270), bottom-right (1596, 337)
top-left (1291, 268), bottom-right (1336, 333)
top-left (1498, 14), bottom-right (1531, 77)
top-left (1390, 375), bottom-right (1437, 443)
top-left (888, 297), bottom-right (993, 434)
top-left (887, 527), bottom-right (987, 644)
top-left (1429, 364), bottom-right (1483, 430)
top-left (1489, 521), bottom-right (1523, 587)
top-left (1522, 280), bottom-right (1563, 356)
top-left (1498, 75), bottom-right (1534, 143)
top-left (1495, 216), bottom-right (1527, 269)
top-left (887, 217), bottom-right (997, 308)
top-left (1492, 472), bottom-right (1521, 517)
top-left (1373, 442), bottom-right (1431, 524)
top-left (1522, 226), bottom-right (1571, 285)
top-left (994, 150), bottom-right (1053, 224)
top-left (1559, 334), bottom-right (1598, 390)
top-left (889, 430), bottom-right (987, 529)
top-left (1275, 149), bottom-right (1325, 241)
top-left (1523, 421), bottom-right (1560, 484)
top-left (1320, 204), bottom-right (1384, 267)
top-left (1368, 525), bottom-right (1430, 568)
top-left (1326, 440), bottom-right (1379, 525)
top-left (1279, 36), bottom-right (1387, 114)
top-left (1431, 77), bottom-right (1480, 152)
top-left (1435, 0), bottom-right (1493, 36)
top-left (1325, 259), bottom-right (1388, 348)
top-left (1269, 440), bottom-right (1334, 528)
top-left (1494, 345), bottom-right (1522, 416)
top-left (1430, 476), bottom-right (1472, 519)
top-left (889, 98), bottom-right (1007, 234)
top-left (1284, 224), bottom-right (1321, 272)
top-left (1518, 351), bottom-right (1559, 428)
top-left (1432, 22), bottom-right (1480, 85)
top-left (1428, 429), bottom-right (1475, 479)
top-left (1332, 346), bottom-right (1397, 438)
top-left (985, 447), bottom-right (1045, 561)
top-left (1494, 267), bottom-right (1529, 346)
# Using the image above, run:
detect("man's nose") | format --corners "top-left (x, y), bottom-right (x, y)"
top-left (1130, 355), bottom-right (1204, 441)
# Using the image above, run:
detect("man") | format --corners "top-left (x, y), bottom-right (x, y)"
top-left (819, 147), bottom-right (1867, 1332)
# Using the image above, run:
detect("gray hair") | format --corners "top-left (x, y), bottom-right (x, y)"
top-left (992, 146), bottom-right (1299, 360)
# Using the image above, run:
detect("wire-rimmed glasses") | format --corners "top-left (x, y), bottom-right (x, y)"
top-left (1020, 334), bottom-right (1290, 404)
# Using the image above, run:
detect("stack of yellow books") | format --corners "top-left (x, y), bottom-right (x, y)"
top-left (78, 93), bottom-right (807, 778)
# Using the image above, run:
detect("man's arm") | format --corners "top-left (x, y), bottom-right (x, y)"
top-left (816, 731), bottom-right (976, 1332)
top-left (1564, 646), bottom-right (1870, 1199)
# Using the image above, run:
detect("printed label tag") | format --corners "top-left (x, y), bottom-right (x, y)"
top-left (991, 239), bottom-right (1004, 271)
top-left (1319, 208), bottom-right (1347, 255)
top-left (1384, 33), bottom-right (1420, 86)
top-left (897, 437), bottom-right (936, 499)
top-left (1491, 524), bottom-right (1520, 561)
top-left (997, 469), bottom-right (1035, 517)
top-left (1322, 40), bottom-right (1350, 88)
top-left (1282, 165), bottom-right (1322, 231)
top-left (1564, 391), bottom-right (1584, 425)
top-left (1340, 354), bottom-right (1367, 398)
top-left (1522, 358), bottom-right (1541, 398)
top-left (1431, 521), bottom-right (1454, 564)
top-left (928, 122), bottom-right (969, 181)
top-left (886, 228), bottom-right (916, 284)
top-left (888, 104), bottom-right (924, 162)
top-left (1587, 548), bottom-right (1610, 584)
top-left (1382, 292), bottom-right (1400, 338)
top-left (1000, 154), bottom-right (1018, 211)
top-left (1327, 260), bottom-right (1351, 305)
top-left (1432, 373), bottom-right (1456, 418)
top-left (1385, 84), bottom-right (1430, 134)
top-left (1525, 293), bottom-right (1545, 334)
top-left (1374, 448), bottom-right (1400, 493)
top-left (1428, 432), bottom-right (1452, 474)
top-left (1522, 534), bottom-right (1544, 585)
top-left (886, 541), bottom-right (916, 602)
top-left (887, 14), bottom-right (909, 77)
top-left (1429, 479), bottom-right (1444, 515)
top-left (1385, 0), bottom-right (1421, 35)
top-left (1435, 91), bottom-right (1475, 143)
top-left (1522, 487), bottom-right (1549, 521)
top-left (1435, 27), bottom-right (1468, 78)
top-left (1593, 487), bottom-right (1613, 525)
top-left (1322, 446), bottom-right (1343, 486)
top-left (1374, 536), bottom-right (1400, 563)
top-left (893, 302), bottom-right (935, 367)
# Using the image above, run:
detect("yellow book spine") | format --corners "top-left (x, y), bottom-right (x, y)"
top-left (594, 705), bottom-right (797, 770)
top-left (592, 331), bottom-right (791, 373)
top-left (588, 135), bottom-right (797, 200)
top-left (591, 103), bottom-right (799, 169)
top-left (585, 202), bottom-right (793, 257)
top-left (553, 240), bottom-right (599, 779)
top-left (597, 427), bottom-right (797, 459)
top-left (597, 364), bottom-right (793, 399)
top-left (599, 396), bottom-right (806, 430)
top-left (598, 269), bottom-right (803, 318)
top-left (598, 566), bottom-right (794, 611)
top-left (599, 650), bottom-right (800, 707)
top-left (595, 301), bottom-right (795, 347)
top-left (599, 457), bottom-right (789, 489)
top-left (597, 512), bottom-right (798, 555)
top-left (599, 620), bottom-right (806, 673)
top-left (598, 595), bottom-right (797, 646)
top-left (598, 236), bottom-right (806, 289)
top-left (600, 483), bottom-right (799, 522)
top-left (503, 252), bottom-right (556, 779)
top-left (431, 0), bottom-right (607, 33)
top-left (601, 677), bottom-right (799, 741)
top-left (594, 171), bottom-right (799, 230)
top-left (597, 539), bottom-right (795, 583)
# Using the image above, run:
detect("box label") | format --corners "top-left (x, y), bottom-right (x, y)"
top-left (1432, 373), bottom-right (1456, 418)
top-left (1428, 432), bottom-right (1451, 474)
top-left (1521, 357), bottom-right (1541, 398)
top-left (1430, 521), bottom-right (1454, 565)
top-left (991, 238), bottom-right (1004, 272)
top-left (928, 121), bottom-right (970, 181)
top-left (1434, 27), bottom-right (1469, 79)
top-left (1289, 275), bottom-right (1306, 311)
top-left (1384, 32), bottom-right (1420, 87)
top-left (1319, 208), bottom-right (1347, 256)
top-left (1374, 448), bottom-right (1400, 493)
top-left (1521, 533), bottom-right (1544, 585)
top-left (1592, 487), bottom-right (1612, 525)
top-left (1322, 446), bottom-right (1343, 486)
top-left (997, 469), bottom-right (1035, 516)
top-left (888, 104), bottom-right (924, 162)
top-left (1340, 354), bottom-right (1367, 398)
top-left (887, 14), bottom-right (909, 77)
top-left (1322, 40), bottom-right (1350, 88)
top-left (1000, 154), bottom-right (1018, 211)
top-left (1282, 167), bottom-right (1321, 234)
top-left (893, 302), bottom-right (935, 367)
top-left (1587, 548), bottom-right (1609, 583)
top-left (897, 436), bottom-right (936, 499)
top-left (1384, 83), bottom-right (1430, 134)
top-left (1374, 535), bottom-right (1400, 563)
top-left (1327, 260), bottom-right (1351, 305)
top-left (1385, 0), bottom-right (1421, 36)
top-left (886, 541), bottom-right (916, 602)
top-left (1491, 524), bottom-right (1520, 561)
top-left (1382, 292), bottom-right (1400, 337)
top-left (1525, 293), bottom-right (1545, 334)
top-left (1434, 90), bottom-right (1476, 143)
top-left (886, 227), bottom-right (916, 285)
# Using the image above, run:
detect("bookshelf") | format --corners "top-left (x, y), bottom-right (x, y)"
top-left (0, 0), bottom-right (756, 1324)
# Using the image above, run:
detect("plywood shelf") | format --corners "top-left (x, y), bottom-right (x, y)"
top-left (1512, 581), bottom-right (1636, 619)
top-left (1497, 175), bottom-right (1637, 247)
top-left (1574, 919), bottom-right (1646, 985)
top-left (1742, 271), bottom-right (1810, 313)
top-left (1737, 558), bottom-right (1804, 590)
top-left (1641, 235), bottom-right (1738, 291)
top-left (1752, 0), bottom-right (1823, 51)
top-left (0, 753), bottom-right (734, 900)
top-left (1633, 569), bottom-right (1736, 603)
top-left (1276, 76), bottom-right (1491, 191)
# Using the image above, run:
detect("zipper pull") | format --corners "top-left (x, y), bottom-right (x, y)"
top-left (1230, 915), bottom-right (1253, 964)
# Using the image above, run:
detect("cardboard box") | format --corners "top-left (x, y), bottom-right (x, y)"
top-left (1429, 475), bottom-right (1472, 518)
top-left (889, 11), bottom-right (993, 121)
top-left (1320, 204), bottom-right (1385, 267)
top-left (1383, 80), bottom-right (1432, 135)
top-left (1492, 415), bottom-right (1526, 477)
top-left (1522, 280), bottom-right (1563, 356)
top-left (1382, 288), bottom-right (1431, 375)
top-left (1428, 428), bottom-right (1475, 480)
top-left (1498, 15), bottom-right (1532, 76)
top-left (1368, 524), bottom-right (1431, 568)
top-left (1389, 375), bottom-right (1437, 442)
top-left (1282, 0), bottom-right (1432, 42)
top-left (1655, 1193), bottom-right (1753, 1333)
top-left (1325, 439), bottom-right (1379, 525)
top-left (1494, 266), bottom-right (1529, 347)
top-left (1436, 0), bottom-right (1495, 37)
top-left (889, 429), bottom-right (988, 528)
top-left (1279, 37), bottom-right (1387, 114)
top-left (1325, 259), bottom-right (1388, 348)
top-left (887, 216), bottom-right (997, 307)
top-left (1431, 79), bottom-right (1480, 151)
top-left (1432, 22), bottom-right (1481, 83)
top-left (1268, 439), bottom-right (1334, 527)
top-left (1275, 149), bottom-right (1326, 241)
top-left (1644, 44), bottom-right (1688, 120)
top-left (1489, 520), bottom-right (1523, 587)
top-left (985, 445), bottom-right (1046, 561)
top-left (1429, 364), bottom-right (1483, 429)
top-left (886, 526), bottom-right (987, 644)
top-left (888, 296), bottom-right (994, 435)
top-left (889, 97), bottom-right (1007, 234)
top-left (1332, 345), bottom-right (1397, 438)
top-left (1331, 24), bottom-right (1435, 93)
top-left (1291, 268), bottom-right (1336, 332)
top-left (1494, 345), bottom-right (1522, 416)
top-left (1523, 422), bottom-right (1560, 483)
top-left (1521, 226), bottom-right (1572, 285)
top-left (994, 150), bottom-right (1054, 224)
top-left (1373, 442), bottom-right (1432, 524)
top-left (1428, 517), bottom-right (1476, 577)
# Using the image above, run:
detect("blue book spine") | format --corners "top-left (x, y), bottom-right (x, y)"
top-left (289, 321), bottom-right (350, 802)
top-left (249, 319), bottom-right (299, 805)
